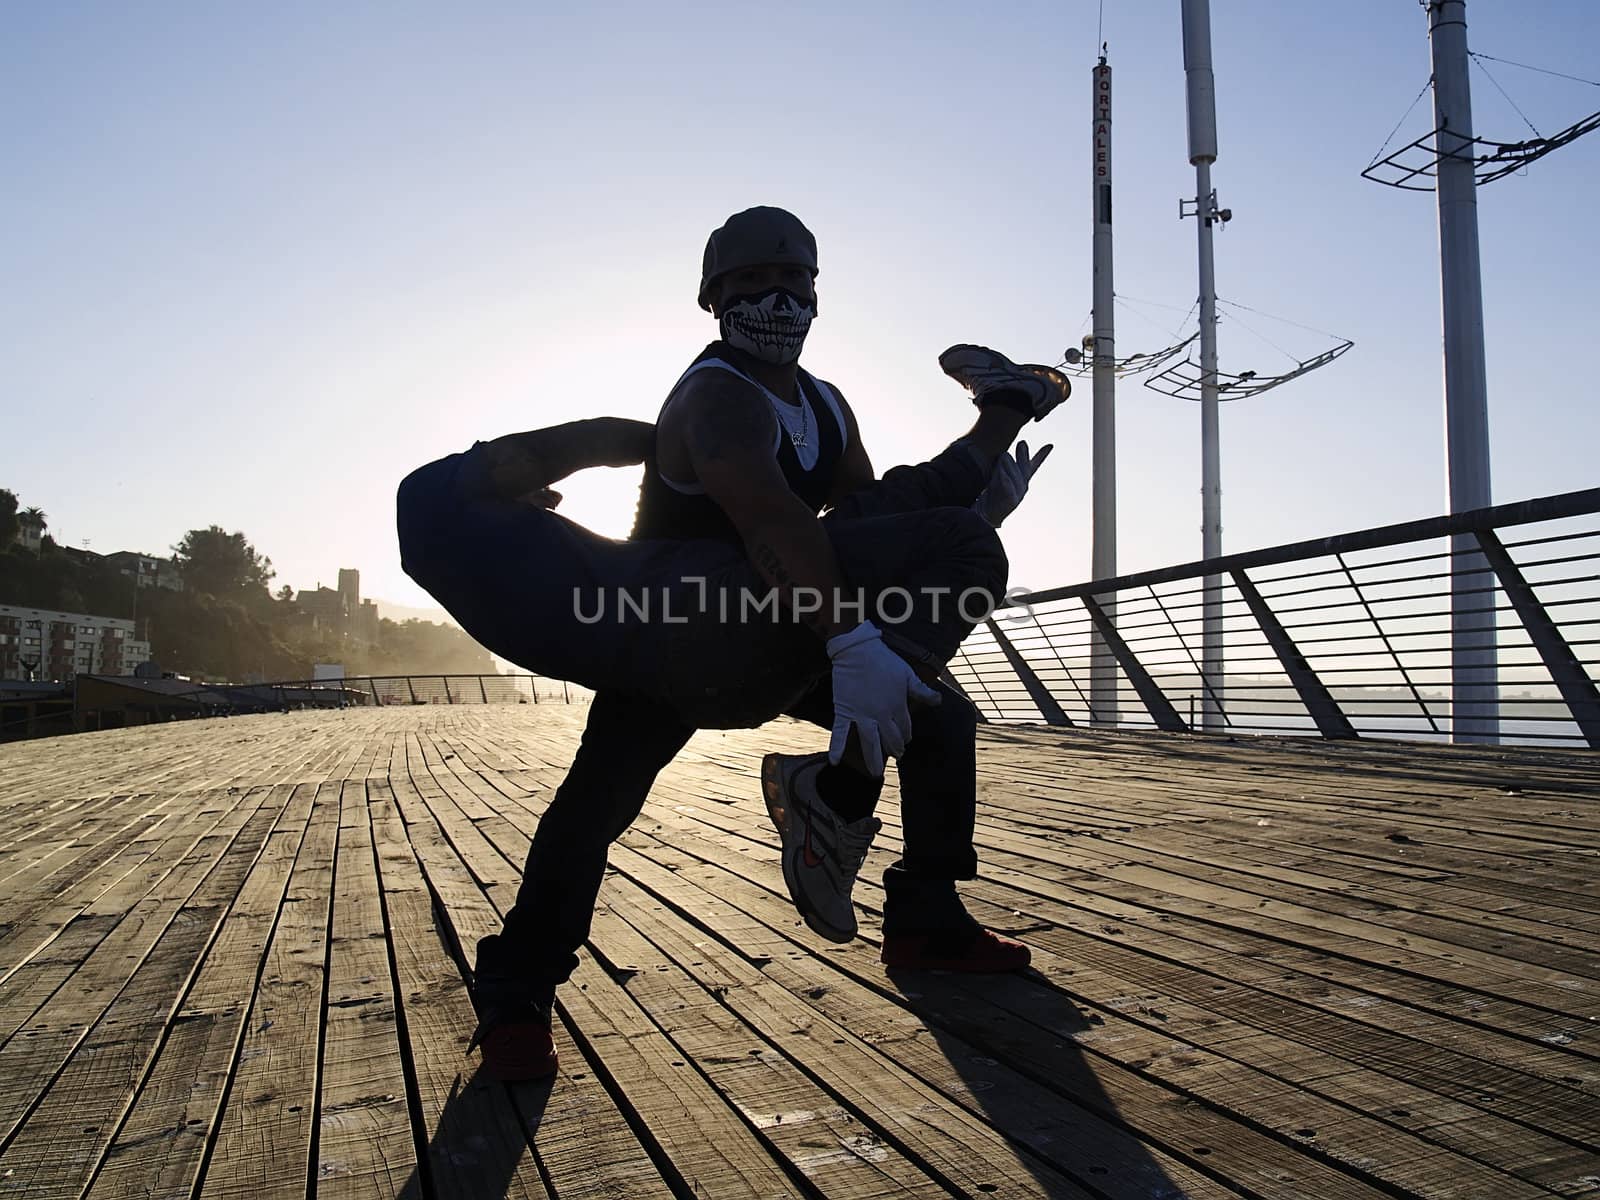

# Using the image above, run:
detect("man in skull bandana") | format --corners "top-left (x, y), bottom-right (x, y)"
top-left (397, 206), bottom-right (1067, 1081)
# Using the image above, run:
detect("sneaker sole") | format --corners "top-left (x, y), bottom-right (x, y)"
top-left (476, 1026), bottom-right (559, 1082)
top-left (939, 345), bottom-right (1072, 403)
top-left (761, 754), bottom-right (856, 944)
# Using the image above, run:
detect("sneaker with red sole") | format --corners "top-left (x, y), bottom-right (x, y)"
top-left (881, 926), bottom-right (1032, 972)
top-left (468, 1008), bottom-right (558, 1082)
top-left (467, 971), bottom-right (558, 1081)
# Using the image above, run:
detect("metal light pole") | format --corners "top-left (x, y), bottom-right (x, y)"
top-left (1182, 0), bottom-right (1224, 730)
top-left (1428, 0), bottom-right (1498, 743)
top-left (1090, 55), bottom-right (1119, 726)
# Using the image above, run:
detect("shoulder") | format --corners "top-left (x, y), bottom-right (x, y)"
top-left (661, 364), bottom-right (776, 464)
top-left (805, 372), bottom-right (857, 438)
top-left (668, 362), bottom-right (770, 425)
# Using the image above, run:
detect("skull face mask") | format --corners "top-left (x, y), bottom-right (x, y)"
top-left (718, 286), bottom-right (815, 365)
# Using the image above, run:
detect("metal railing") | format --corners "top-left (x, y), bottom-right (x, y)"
top-left (150, 673), bottom-right (586, 713)
top-left (0, 674), bottom-right (585, 739)
top-left (948, 487), bottom-right (1600, 749)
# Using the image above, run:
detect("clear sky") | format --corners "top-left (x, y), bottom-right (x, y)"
top-left (4, 1), bottom-right (1597, 614)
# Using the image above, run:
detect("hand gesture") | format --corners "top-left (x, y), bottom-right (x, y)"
top-left (485, 439), bottom-right (562, 508)
top-left (974, 440), bottom-right (1054, 528)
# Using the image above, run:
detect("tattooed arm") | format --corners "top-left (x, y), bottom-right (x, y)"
top-left (679, 376), bottom-right (855, 642)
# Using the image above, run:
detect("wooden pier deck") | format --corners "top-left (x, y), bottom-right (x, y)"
top-left (0, 707), bottom-right (1595, 1200)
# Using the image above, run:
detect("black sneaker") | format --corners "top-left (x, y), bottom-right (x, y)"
top-left (938, 344), bottom-right (1072, 420)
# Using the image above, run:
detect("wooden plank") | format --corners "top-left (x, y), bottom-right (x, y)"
top-left (0, 801), bottom-right (212, 989)
top-left (0, 789), bottom-right (290, 1199)
top-left (592, 879), bottom-right (1129, 1199)
top-left (586, 895), bottom-right (966, 1199)
top-left (84, 783), bottom-right (317, 1200)
top-left (0, 789), bottom-right (276, 1141)
top-left (612, 790), bottom-right (1573, 1199)
top-left (969, 810), bottom-right (1600, 978)
top-left (201, 782), bottom-right (341, 1200)
top-left (393, 735), bottom-right (814, 1198)
top-left (380, 760), bottom-right (681, 1200)
top-left (0, 807), bottom-right (174, 952)
top-left (313, 779), bottom-right (417, 1200)
top-left (648, 770), bottom-right (1600, 1141)
top-left (557, 950), bottom-right (808, 1199)
top-left (441, 742), bottom-right (1260, 1200)
top-left (365, 782), bottom-right (551, 1200)
top-left (966, 855), bottom-right (1600, 1094)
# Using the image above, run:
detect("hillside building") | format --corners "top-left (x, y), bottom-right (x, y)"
top-left (0, 604), bottom-right (151, 681)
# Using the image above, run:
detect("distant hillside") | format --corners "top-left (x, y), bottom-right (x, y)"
top-left (372, 598), bottom-right (459, 627)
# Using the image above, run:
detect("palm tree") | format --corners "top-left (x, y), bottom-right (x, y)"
top-left (18, 506), bottom-right (46, 552)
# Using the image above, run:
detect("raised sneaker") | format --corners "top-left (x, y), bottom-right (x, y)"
top-left (762, 751), bottom-right (881, 943)
top-left (938, 344), bottom-right (1072, 420)
top-left (881, 925), bottom-right (1032, 973)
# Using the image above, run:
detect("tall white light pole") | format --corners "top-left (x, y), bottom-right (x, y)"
top-left (1181, 0), bottom-right (1224, 730)
top-left (1428, 0), bottom-right (1498, 743)
top-left (1090, 55), bottom-right (1118, 726)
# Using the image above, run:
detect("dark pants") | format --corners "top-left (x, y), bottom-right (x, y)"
top-left (487, 675), bottom-right (982, 986)
top-left (397, 438), bottom-right (1005, 988)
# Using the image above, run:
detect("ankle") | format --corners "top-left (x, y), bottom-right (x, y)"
top-left (815, 762), bottom-right (880, 823)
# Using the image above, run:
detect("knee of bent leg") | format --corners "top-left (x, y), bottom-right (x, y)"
top-left (917, 681), bottom-right (979, 739)
top-left (938, 506), bottom-right (1010, 601)
top-left (396, 456), bottom-right (471, 587)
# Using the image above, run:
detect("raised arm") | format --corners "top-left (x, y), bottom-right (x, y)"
top-left (681, 375), bottom-right (939, 775)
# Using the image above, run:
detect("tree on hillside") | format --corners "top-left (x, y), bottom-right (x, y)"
top-left (0, 490), bottom-right (18, 548)
top-left (17, 506), bottom-right (47, 552)
top-left (174, 526), bottom-right (274, 598)
top-left (141, 587), bottom-right (302, 681)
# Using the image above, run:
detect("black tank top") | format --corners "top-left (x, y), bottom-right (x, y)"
top-left (630, 342), bottom-right (849, 543)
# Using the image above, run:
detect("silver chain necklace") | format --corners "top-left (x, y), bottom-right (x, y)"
top-left (774, 395), bottom-right (809, 449)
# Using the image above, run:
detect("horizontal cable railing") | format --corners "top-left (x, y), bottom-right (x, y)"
top-left (157, 673), bottom-right (586, 711)
top-left (0, 674), bottom-right (588, 739)
top-left (947, 487), bottom-right (1600, 748)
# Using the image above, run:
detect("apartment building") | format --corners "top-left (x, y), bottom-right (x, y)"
top-left (0, 604), bottom-right (151, 681)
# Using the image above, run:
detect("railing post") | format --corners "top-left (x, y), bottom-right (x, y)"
top-left (1081, 595), bottom-right (1189, 733)
top-left (369, 678), bottom-right (380, 707)
top-left (985, 618), bottom-right (1071, 726)
top-left (1232, 569), bottom-right (1358, 739)
top-left (443, 676), bottom-right (452, 704)
top-left (479, 675), bottom-right (489, 703)
top-left (1476, 528), bottom-right (1600, 750)
top-left (406, 676), bottom-right (417, 704)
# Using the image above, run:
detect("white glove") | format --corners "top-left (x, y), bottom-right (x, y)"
top-left (973, 440), bottom-right (1053, 528)
top-left (825, 620), bottom-right (941, 777)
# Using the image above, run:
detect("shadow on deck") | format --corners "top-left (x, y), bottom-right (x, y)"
top-left (0, 708), bottom-right (1595, 1199)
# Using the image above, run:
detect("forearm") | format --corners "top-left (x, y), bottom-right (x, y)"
top-left (490, 417), bottom-right (653, 481)
top-left (470, 417), bottom-right (653, 501)
top-left (738, 503), bottom-right (856, 642)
